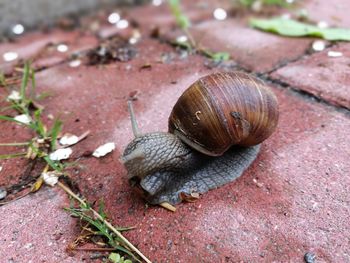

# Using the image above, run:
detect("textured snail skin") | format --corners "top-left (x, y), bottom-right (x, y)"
top-left (122, 132), bottom-right (260, 205)
top-left (169, 71), bottom-right (278, 156)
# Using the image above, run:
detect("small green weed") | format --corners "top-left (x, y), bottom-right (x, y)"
top-left (168, 0), bottom-right (230, 63)
top-left (65, 200), bottom-right (137, 262)
top-left (0, 63), bottom-right (151, 263)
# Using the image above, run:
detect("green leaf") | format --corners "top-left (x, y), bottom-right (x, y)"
top-left (250, 18), bottom-right (350, 41)
top-left (109, 252), bottom-right (121, 263)
top-left (211, 52), bottom-right (230, 62)
top-left (49, 119), bottom-right (62, 151)
top-left (168, 0), bottom-right (191, 29)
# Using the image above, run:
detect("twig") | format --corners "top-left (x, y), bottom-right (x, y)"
top-left (0, 142), bottom-right (30, 146)
top-left (57, 182), bottom-right (152, 263)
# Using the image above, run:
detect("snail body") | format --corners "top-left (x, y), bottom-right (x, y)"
top-left (121, 72), bottom-right (278, 206)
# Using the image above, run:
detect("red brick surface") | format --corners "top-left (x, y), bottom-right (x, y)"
top-left (0, 29), bottom-right (98, 74)
top-left (304, 0), bottom-right (350, 27)
top-left (271, 43), bottom-right (350, 109)
top-left (0, 187), bottom-right (86, 263)
top-left (0, 1), bottom-right (350, 262)
top-left (189, 19), bottom-right (312, 73)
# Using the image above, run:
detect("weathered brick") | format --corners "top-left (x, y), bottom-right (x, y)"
top-left (271, 43), bottom-right (350, 109)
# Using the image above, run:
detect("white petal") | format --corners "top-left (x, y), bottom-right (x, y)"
top-left (41, 172), bottom-right (59, 186)
top-left (312, 40), bottom-right (326, 52)
top-left (7, 90), bottom-right (21, 101)
top-left (3, 51), bottom-right (18, 62)
top-left (69, 59), bottom-right (81, 67)
top-left (59, 134), bottom-right (79, 146)
top-left (327, 51), bottom-right (343, 57)
top-left (14, 114), bottom-right (32, 124)
top-left (213, 8), bottom-right (227, 21)
top-left (93, 142), bottom-right (115, 157)
top-left (49, 148), bottom-right (72, 161)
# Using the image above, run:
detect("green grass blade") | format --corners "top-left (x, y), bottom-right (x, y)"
top-left (49, 119), bottom-right (62, 151)
top-left (168, 0), bottom-right (190, 29)
top-left (43, 156), bottom-right (63, 171)
top-left (33, 109), bottom-right (46, 137)
top-left (30, 68), bottom-right (36, 99)
top-left (0, 115), bottom-right (30, 126)
top-left (0, 71), bottom-right (6, 86)
top-left (0, 152), bottom-right (26, 159)
top-left (20, 62), bottom-right (31, 101)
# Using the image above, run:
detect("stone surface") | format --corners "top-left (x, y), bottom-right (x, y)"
top-left (0, 29), bottom-right (98, 75)
top-left (163, 19), bottom-right (313, 73)
top-left (303, 0), bottom-right (350, 28)
top-left (271, 43), bottom-right (350, 109)
top-left (2, 38), bottom-right (350, 261)
top-left (126, 0), bottom-right (232, 35)
top-left (1, 1), bottom-right (350, 262)
top-left (0, 187), bottom-right (87, 262)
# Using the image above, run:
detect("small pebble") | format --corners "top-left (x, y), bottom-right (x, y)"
top-left (0, 187), bottom-right (7, 200)
top-left (327, 51), bottom-right (343, 57)
top-left (312, 40), bottom-right (326, 52)
top-left (304, 252), bottom-right (316, 263)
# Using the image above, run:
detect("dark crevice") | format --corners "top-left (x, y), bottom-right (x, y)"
top-left (265, 41), bottom-right (338, 75)
top-left (262, 75), bottom-right (350, 116)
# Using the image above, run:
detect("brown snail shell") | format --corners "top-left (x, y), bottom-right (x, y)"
top-left (168, 71), bottom-right (279, 156)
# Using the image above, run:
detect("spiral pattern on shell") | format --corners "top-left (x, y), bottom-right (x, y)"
top-left (168, 71), bottom-right (279, 156)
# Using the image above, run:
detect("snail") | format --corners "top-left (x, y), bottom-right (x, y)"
top-left (120, 71), bottom-right (278, 211)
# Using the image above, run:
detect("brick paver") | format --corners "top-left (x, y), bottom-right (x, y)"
top-left (271, 43), bottom-right (350, 109)
top-left (0, 1), bottom-right (349, 262)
